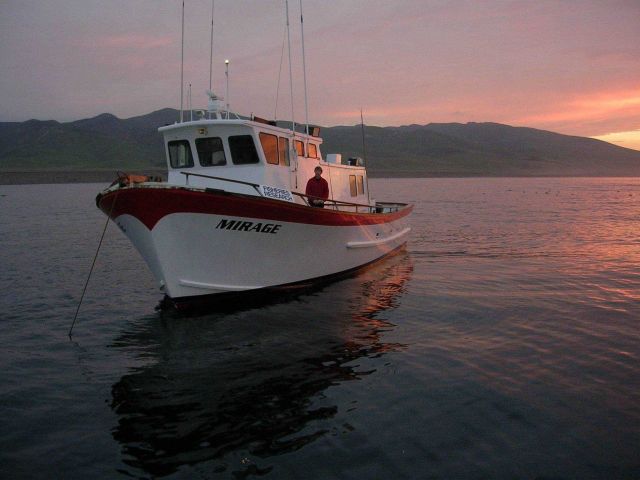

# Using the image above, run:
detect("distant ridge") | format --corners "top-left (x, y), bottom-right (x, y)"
top-left (1, 108), bottom-right (639, 177)
top-left (321, 122), bottom-right (640, 177)
top-left (0, 108), bottom-right (177, 171)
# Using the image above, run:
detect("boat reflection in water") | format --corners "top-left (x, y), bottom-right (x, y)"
top-left (110, 252), bottom-right (413, 477)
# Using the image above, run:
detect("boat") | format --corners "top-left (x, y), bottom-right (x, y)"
top-left (95, 6), bottom-right (412, 310)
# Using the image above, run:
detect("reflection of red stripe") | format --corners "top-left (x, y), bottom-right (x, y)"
top-left (98, 187), bottom-right (413, 230)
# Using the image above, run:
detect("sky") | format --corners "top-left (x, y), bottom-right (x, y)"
top-left (1, 0), bottom-right (639, 150)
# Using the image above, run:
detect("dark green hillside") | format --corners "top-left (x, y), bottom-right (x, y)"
top-left (320, 125), bottom-right (509, 176)
top-left (321, 123), bottom-right (640, 176)
top-left (0, 109), bottom-right (179, 171)
top-left (2, 109), bottom-right (640, 177)
top-left (422, 122), bottom-right (640, 176)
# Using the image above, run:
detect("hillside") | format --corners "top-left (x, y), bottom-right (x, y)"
top-left (0, 109), bottom-right (177, 171)
top-left (1, 109), bottom-right (640, 177)
top-left (321, 123), bottom-right (640, 176)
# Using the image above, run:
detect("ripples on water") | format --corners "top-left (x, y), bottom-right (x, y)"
top-left (0, 178), bottom-right (638, 479)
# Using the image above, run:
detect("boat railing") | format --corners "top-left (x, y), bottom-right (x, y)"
top-left (181, 171), bottom-right (263, 196)
top-left (291, 192), bottom-right (383, 213)
top-left (179, 171), bottom-right (405, 214)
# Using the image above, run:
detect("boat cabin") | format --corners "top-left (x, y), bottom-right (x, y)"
top-left (158, 117), bottom-right (370, 210)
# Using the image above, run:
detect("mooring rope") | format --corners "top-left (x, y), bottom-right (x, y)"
top-left (68, 191), bottom-right (118, 338)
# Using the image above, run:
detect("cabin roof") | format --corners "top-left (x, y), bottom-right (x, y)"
top-left (158, 118), bottom-right (323, 143)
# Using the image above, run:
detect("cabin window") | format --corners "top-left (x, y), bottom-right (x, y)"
top-left (168, 140), bottom-right (194, 168)
top-left (196, 137), bottom-right (226, 166)
top-left (295, 140), bottom-right (305, 157)
top-left (259, 133), bottom-right (279, 165)
top-left (279, 137), bottom-right (290, 166)
top-left (349, 175), bottom-right (357, 197)
top-left (308, 143), bottom-right (318, 159)
top-left (357, 175), bottom-right (365, 195)
top-left (228, 135), bottom-right (259, 164)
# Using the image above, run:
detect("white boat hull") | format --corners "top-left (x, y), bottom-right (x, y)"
top-left (98, 185), bottom-right (412, 306)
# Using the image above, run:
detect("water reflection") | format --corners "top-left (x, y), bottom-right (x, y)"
top-left (110, 252), bottom-right (413, 477)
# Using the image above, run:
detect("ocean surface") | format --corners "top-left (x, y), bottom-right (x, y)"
top-left (0, 178), bottom-right (639, 479)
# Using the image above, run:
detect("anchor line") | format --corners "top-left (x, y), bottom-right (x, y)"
top-left (68, 189), bottom-right (118, 338)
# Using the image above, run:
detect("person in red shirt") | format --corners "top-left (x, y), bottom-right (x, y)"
top-left (305, 166), bottom-right (330, 207)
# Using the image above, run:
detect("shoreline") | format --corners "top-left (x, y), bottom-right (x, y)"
top-left (1, 169), bottom-right (637, 185)
top-left (0, 170), bottom-right (166, 185)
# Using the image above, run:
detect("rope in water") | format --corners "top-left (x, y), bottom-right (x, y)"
top-left (68, 191), bottom-right (117, 338)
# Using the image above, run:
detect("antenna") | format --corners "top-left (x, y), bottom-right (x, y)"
top-left (360, 108), bottom-right (367, 163)
top-left (180, 0), bottom-right (185, 122)
top-left (225, 59), bottom-right (230, 119)
top-left (361, 108), bottom-right (371, 204)
top-left (299, 0), bottom-right (309, 137)
top-left (189, 83), bottom-right (193, 121)
top-left (209, 0), bottom-right (215, 92)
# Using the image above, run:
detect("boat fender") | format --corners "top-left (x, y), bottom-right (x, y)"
top-left (112, 171), bottom-right (150, 187)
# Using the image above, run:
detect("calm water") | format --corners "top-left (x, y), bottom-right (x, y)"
top-left (0, 178), bottom-right (639, 479)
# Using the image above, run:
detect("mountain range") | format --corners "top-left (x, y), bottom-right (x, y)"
top-left (1, 108), bottom-right (640, 177)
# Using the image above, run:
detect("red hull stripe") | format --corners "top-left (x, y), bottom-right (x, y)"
top-left (98, 187), bottom-right (413, 230)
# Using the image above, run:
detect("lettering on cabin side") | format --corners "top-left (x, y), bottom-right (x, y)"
top-left (215, 219), bottom-right (282, 234)
top-left (261, 185), bottom-right (294, 202)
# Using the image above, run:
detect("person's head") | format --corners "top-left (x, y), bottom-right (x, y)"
top-left (314, 166), bottom-right (323, 179)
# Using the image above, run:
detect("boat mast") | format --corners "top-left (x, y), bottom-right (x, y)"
top-left (299, 0), bottom-right (309, 137)
top-left (208, 0), bottom-right (215, 118)
top-left (274, 25), bottom-right (286, 121)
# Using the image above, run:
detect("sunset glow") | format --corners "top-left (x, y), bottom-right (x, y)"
top-left (1, 0), bottom-right (638, 150)
top-left (592, 130), bottom-right (640, 151)
top-left (516, 89), bottom-right (640, 137)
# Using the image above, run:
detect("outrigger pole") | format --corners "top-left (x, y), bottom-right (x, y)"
top-left (285, 0), bottom-right (296, 134)
top-left (285, 0), bottom-right (298, 188)
top-left (299, 0), bottom-right (309, 137)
